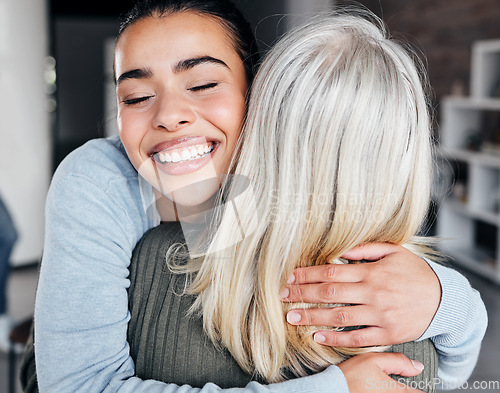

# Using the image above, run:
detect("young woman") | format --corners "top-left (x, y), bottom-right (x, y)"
top-left (28, 1), bottom-right (486, 392)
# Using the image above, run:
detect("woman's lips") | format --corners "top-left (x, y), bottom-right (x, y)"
top-left (151, 140), bottom-right (219, 176)
top-left (150, 136), bottom-right (218, 154)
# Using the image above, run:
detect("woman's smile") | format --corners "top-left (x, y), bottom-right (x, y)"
top-left (150, 136), bottom-right (219, 175)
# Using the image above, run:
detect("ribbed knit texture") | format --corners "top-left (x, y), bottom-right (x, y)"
top-left (127, 221), bottom-right (254, 388)
top-left (389, 341), bottom-right (437, 392)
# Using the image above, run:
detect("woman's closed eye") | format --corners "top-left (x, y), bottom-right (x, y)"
top-left (189, 82), bottom-right (218, 92)
top-left (121, 82), bottom-right (219, 105)
top-left (122, 95), bottom-right (154, 106)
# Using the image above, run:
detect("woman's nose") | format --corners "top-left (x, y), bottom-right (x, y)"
top-left (152, 95), bottom-right (195, 131)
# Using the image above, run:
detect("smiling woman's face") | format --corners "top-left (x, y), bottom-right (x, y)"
top-left (115, 12), bottom-right (248, 207)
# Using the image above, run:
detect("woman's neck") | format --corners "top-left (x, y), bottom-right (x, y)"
top-left (154, 189), bottom-right (218, 224)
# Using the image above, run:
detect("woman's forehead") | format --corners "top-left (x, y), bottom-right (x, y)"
top-left (115, 13), bottom-right (241, 70)
top-left (117, 13), bottom-right (235, 54)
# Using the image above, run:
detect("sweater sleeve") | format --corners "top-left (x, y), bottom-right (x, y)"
top-left (34, 164), bottom-right (348, 393)
top-left (417, 261), bottom-right (488, 389)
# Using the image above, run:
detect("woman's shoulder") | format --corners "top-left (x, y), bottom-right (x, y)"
top-left (52, 135), bottom-right (137, 186)
top-left (46, 135), bottom-right (153, 231)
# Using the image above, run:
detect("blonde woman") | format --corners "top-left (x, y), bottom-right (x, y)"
top-left (123, 9), bottom-right (483, 393)
top-left (177, 9), bottom-right (435, 380)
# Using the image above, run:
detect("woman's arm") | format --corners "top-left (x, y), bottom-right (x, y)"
top-left (418, 260), bottom-right (487, 389)
top-left (282, 244), bottom-right (487, 387)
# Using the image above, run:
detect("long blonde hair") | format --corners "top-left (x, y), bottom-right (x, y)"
top-left (174, 10), bottom-right (433, 383)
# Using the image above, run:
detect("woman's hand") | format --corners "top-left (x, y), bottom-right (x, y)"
top-left (338, 352), bottom-right (425, 393)
top-left (281, 243), bottom-right (441, 347)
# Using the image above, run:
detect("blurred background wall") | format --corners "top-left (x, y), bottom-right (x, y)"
top-left (0, 0), bottom-right (50, 266)
top-left (358, 0), bottom-right (500, 101)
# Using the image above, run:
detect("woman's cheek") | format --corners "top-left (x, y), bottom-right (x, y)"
top-left (118, 110), bottom-right (148, 166)
top-left (203, 93), bottom-right (246, 136)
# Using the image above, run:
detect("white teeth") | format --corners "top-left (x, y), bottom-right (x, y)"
top-left (171, 152), bottom-right (181, 163)
top-left (181, 150), bottom-right (191, 161)
top-left (156, 142), bottom-right (214, 164)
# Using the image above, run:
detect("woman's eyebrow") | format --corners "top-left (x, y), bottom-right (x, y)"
top-left (173, 56), bottom-right (229, 73)
top-left (116, 67), bottom-right (153, 85)
top-left (116, 57), bottom-right (229, 85)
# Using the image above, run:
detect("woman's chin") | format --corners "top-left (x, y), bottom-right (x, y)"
top-left (163, 177), bottom-right (221, 215)
top-left (138, 157), bottom-right (222, 210)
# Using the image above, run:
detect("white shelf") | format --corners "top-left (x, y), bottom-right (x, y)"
top-left (440, 148), bottom-right (500, 168)
top-left (440, 247), bottom-right (500, 281)
top-left (471, 38), bottom-right (500, 99)
top-left (437, 38), bottom-right (500, 284)
top-left (442, 197), bottom-right (500, 225)
top-left (442, 96), bottom-right (500, 110)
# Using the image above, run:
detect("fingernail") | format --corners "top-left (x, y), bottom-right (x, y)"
top-left (286, 311), bottom-right (301, 324)
top-left (314, 333), bottom-right (326, 343)
top-left (280, 288), bottom-right (289, 299)
top-left (411, 360), bottom-right (424, 372)
top-left (287, 274), bottom-right (295, 284)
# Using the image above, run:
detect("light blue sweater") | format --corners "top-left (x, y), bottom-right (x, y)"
top-left (34, 136), bottom-right (488, 393)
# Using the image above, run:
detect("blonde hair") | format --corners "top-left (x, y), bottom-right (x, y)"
top-left (174, 10), bottom-right (433, 383)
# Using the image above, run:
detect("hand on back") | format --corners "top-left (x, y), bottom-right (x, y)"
top-left (339, 352), bottom-right (425, 393)
top-left (281, 243), bottom-right (441, 347)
